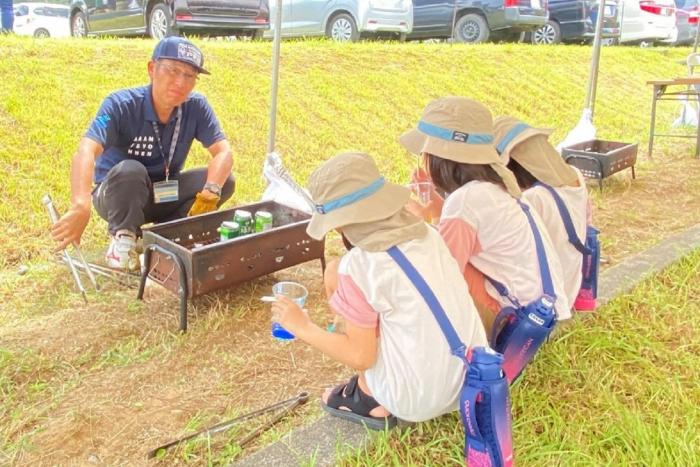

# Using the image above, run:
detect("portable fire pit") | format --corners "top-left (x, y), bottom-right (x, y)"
top-left (137, 200), bottom-right (325, 331)
top-left (562, 139), bottom-right (638, 191)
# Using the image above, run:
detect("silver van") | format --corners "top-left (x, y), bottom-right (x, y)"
top-left (265, 0), bottom-right (413, 41)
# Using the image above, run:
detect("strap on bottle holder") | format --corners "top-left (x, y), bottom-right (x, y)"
top-left (388, 246), bottom-right (513, 466)
top-left (486, 201), bottom-right (558, 383)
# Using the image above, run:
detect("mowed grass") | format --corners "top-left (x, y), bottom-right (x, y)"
top-left (0, 35), bottom-right (692, 269)
top-left (341, 249), bottom-right (700, 466)
top-left (1, 35), bottom-right (699, 465)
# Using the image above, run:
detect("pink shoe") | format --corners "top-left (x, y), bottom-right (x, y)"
top-left (574, 289), bottom-right (596, 312)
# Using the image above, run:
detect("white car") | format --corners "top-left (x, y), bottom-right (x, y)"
top-left (265, 0), bottom-right (413, 41)
top-left (619, 0), bottom-right (676, 43)
top-left (13, 2), bottom-right (70, 38)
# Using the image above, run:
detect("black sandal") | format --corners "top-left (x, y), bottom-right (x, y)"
top-left (321, 375), bottom-right (397, 430)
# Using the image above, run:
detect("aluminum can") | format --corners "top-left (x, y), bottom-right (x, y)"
top-left (255, 210), bottom-right (274, 232)
top-left (233, 210), bottom-right (253, 235)
top-left (218, 221), bottom-right (240, 241)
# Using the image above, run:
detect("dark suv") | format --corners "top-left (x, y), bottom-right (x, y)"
top-left (526, 0), bottom-right (620, 43)
top-left (69, 0), bottom-right (270, 39)
top-left (409, 0), bottom-right (547, 43)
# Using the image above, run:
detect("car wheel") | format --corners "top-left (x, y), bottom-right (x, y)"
top-left (326, 13), bottom-right (359, 42)
top-left (251, 29), bottom-right (264, 41)
top-left (71, 11), bottom-right (87, 37)
top-left (34, 28), bottom-right (50, 38)
top-left (148, 3), bottom-right (172, 40)
top-left (532, 20), bottom-right (560, 45)
top-left (454, 13), bottom-right (489, 43)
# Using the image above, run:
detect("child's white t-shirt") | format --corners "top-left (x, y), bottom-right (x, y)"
top-left (438, 180), bottom-right (572, 320)
top-left (523, 169), bottom-right (589, 307)
top-left (330, 228), bottom-right (488, 422)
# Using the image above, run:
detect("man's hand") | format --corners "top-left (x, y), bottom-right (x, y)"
top-left (51, 205), bottom-right (90, 251)
top-left (270, 295), bottom-right (311, 336)
top-left (187, 190), bottom-right (220, 216)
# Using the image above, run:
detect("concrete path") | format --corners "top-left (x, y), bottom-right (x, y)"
top-left (234, 223), bottom-right (700, 467)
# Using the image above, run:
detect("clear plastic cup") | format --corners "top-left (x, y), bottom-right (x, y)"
top-left (271, 281), bottom-right (308, 340)
top-left (409, 181), bottom-right (433, 206)
top-left (408, 182), bottom-right (434, 223)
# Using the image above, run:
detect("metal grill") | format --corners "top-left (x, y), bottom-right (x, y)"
top-left (562, 139), bottom-right (637, 191)
top-left (137, 201), bottom-right (325, 331)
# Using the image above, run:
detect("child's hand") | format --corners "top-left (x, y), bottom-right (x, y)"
top-left (405, 198), bottom-right (430, 219)
top-left (411, 167), bottom-right (430, 183)
top-left (425, 190), bottom-right (444, 221)
top-left (271, 295), bottom-right (311, 335)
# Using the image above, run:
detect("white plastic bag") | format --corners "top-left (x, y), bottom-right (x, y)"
top-left (556, 108), bottom-right (597, 153)
top-left (672, 100), bottom-right (698, 128)
top-left (261, 152), bottom-right (314, 214)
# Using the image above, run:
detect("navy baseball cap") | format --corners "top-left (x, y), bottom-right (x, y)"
top-left (152, 36), bottom-right (210, 75)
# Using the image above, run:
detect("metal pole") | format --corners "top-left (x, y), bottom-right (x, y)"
top-left (584, 0), bottom-right (608, 118)
top-left (267, 0), bottom-right (283, 154)
top-left (450, 2), bottom-right (458, 43)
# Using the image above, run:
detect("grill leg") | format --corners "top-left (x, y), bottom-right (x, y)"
top-left (631, 165), bottom-right (636, 180)
top-left (137, 246), bottom-right (153, 300)
top-left (320, 254), bottom-right (326, 274)
top-left (137, 244), bottom-right (189, 332)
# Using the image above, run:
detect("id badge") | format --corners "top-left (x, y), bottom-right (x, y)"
top-left (153, 180), bottom-right (179, 203)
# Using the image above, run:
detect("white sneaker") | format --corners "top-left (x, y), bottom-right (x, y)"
top-left (105, 229), bottom-right (138, 270)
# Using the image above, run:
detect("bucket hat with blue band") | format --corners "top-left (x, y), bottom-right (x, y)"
top-left (306, 152), bottom-right (426, 251)
top-left (494, 116), bottom-right (578, 187)
top-left (152, 36), bottom-right (210, 75)
top-left (399, 97), bottom-right (521, 198)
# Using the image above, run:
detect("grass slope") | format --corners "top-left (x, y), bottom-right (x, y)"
top-left (0, 36), bottom-right (691, 268)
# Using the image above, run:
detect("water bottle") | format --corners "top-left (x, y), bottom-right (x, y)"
top-left (461, 347), bottom-right (514, 467)
top-left (494, 295), bottom-right (557, 384)
top-left (574, 226), bottom-right (600, 312)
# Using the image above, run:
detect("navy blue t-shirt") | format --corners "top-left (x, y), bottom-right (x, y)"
top-left (86, 85), bottom-right (225, 184)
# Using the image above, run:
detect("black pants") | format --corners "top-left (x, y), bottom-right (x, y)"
top-left (93, 160), bottom-right (235, 235)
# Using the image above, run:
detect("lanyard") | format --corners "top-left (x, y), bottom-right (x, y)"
top-left (151, 106), bottom-right (182, 181)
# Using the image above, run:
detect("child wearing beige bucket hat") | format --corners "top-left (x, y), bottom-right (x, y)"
top-left (399, 97), bottom-right (572, 334)
top-left (270, 152), bottom-right (488, 428)
top-left (494, 116), bottom-right (591, 311)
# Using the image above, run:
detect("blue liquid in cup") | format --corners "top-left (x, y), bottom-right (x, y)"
top-left (271, 281), bottom-right (308, 341)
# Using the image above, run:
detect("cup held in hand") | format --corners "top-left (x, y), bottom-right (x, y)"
top-left (271, 281), bottom-right (308, 340)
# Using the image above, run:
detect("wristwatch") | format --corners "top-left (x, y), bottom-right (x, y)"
top-left (203, 182), bottom-right (222, 197)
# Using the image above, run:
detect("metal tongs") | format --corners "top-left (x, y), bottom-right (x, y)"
top-left (43, 194), bottom-right (99, 303)
top-left (147, 391), bottom-right (309, 458)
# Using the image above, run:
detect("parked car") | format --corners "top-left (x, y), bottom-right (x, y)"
top-left (526, 0), bottom-right (620, 44)
top-left (264, 0), bottom-right (412, 41)
top-left (69, 0), bottom-right (270, 39)
top-left (408, 0), bottom-right (547, 43)
top-left (618, 0), bottom-right (676, 43)
top-left (661, 0), bottom-right (698, 44)
top-left (13, 2), bottom-right (70, 38)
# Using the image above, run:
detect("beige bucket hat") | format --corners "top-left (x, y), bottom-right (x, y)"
top-left (399, 97), bottom-right (521, 198)
top-left (493, 116), bottom-right (578, 187)
top-left (306, 152), bottom-right (411, 241)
